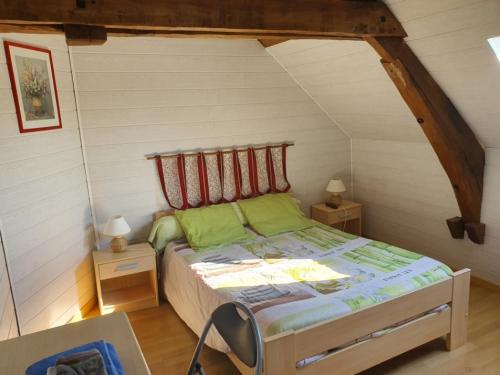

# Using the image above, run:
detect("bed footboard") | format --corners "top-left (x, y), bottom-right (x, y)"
top-left (231, 269), bottom-right (470, 375)
top-left (446, 269), bottom-right (470, 351)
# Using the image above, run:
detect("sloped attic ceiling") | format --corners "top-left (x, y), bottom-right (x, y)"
top-left (266, 0), bottom-right (500, 282)
top-left (267, 0), bottom-right (500, 147)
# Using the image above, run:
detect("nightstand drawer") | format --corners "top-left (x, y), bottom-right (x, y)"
top-left (312, 205), bottom-right (362, 225)
top-left (311, 201), bottom-right (362, 236)
top-left (331, 206), bottom-right (361, 223)
top-left (99, 256), bottom-right (154, 280)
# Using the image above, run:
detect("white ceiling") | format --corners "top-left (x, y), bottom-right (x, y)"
top-left (268, 0), bottom-right (500, 147)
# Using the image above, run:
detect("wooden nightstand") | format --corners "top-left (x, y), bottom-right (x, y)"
top-left (311, 200), bottom-right (362, 236)
top-left (93, 243), bottom-right (159, 315)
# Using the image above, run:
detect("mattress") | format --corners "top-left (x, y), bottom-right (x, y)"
top-left (162, 223), bottom-right (452, 354)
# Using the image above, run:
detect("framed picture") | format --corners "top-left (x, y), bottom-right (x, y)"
top-left (3, 40), bottom-right (62, 133)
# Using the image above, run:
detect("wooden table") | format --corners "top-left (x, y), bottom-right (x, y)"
top-left (0, 312), bottom-right (150, 374)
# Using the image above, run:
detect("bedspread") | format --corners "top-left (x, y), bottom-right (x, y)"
top-left (163, 223), bottom-right (452, 352)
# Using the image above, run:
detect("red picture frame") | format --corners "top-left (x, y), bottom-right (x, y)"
top-left (3, 40), bottom-right (62, 133)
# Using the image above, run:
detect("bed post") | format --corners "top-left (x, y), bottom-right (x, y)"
top-left (446, 269), bottom-right (470, 351)
top-left (263, 331), bottom-right (296, 375)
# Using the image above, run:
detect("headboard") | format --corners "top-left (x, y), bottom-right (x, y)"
top-left (148, 142), bottom-right (294, 212)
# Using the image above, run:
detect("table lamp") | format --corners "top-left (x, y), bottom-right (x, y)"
top-left (325, 179), bottom-right (346, 209)
top-left (103, 215), bottom-right (131, 252)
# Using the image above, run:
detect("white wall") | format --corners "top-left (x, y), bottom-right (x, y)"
top-left (0, 34), bottom-right (95, 334)
top-left (268, 0), bottom-right (500, 284)
top-left (352, 140), bottom-right (500, 283)
top-left (0, 35), bottom-right (350, 335)
top-left (71, 38), bottom-right (351, 246)
top-left (0, 238), bottom-right (18, 340)
top-left (268, 39), bottom-right (423, 143)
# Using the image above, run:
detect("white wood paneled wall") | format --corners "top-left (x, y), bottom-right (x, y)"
top-left (268, 39), bottom-right (423, 143)
top-left (71, 38), bottom-right (351, 247)
top-left (269, 0), bottom-right (500, 284)
top-left (0, 238), bottom-right (18, 340)
top-left (0, 34), bottom-right (95, 334)
top-left (353, 140), bottom-right (500, 284)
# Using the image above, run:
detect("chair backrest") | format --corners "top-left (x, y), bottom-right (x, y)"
top-left (212, 302), bottom-right (263, 374)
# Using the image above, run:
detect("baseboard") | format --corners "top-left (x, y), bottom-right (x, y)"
top-left (81, 296), bottom-right (98, 316)
top-left (68, 296), bottom-right (98, 323)
top-left (471, 276), bottom-right (500, 292)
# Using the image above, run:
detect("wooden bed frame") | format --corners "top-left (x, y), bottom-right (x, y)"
top-left (154, 211), bottom-right (470, 375)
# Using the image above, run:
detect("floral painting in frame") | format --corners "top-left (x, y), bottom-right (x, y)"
top-left (3, 40), bottom-right (62, 133)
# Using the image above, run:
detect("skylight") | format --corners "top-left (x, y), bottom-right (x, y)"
top-left (488, 37), bottom-right (500, 62)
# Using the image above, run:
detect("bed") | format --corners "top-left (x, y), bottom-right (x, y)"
top-left (156, 211), bottom-right (470, 375)
top-left (149, 143), bottom-right (469, 374)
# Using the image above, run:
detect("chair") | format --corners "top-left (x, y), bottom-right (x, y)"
top-left (187, 301), bottom-right (263, 375)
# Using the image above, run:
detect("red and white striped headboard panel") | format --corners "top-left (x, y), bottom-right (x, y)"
top-left (154, 144), bottom-right (291, 210)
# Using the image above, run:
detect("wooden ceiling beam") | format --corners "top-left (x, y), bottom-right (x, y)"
top-left (65, 24), bottom-right (107, 46)
top-left (366, 36), bottom-right (486, 244)
top-left (258, 39), bottom-right (289, 48)
top-left (0, 23), bottom-right (63, 34)
top-left (257, 35), bottom-right (365, 49)
top-left (0, 23), bottom-right (363, 43)
top-left (0, 0), bottom-right (406, 39)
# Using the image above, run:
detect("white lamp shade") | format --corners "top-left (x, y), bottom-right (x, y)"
top-left (103, 216), bottom-right (131, 237)
top-left (326, 179), bottom-right (346, 194)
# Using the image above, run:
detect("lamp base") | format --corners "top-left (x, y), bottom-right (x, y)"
top-left (110, 236), bottom-right (128, 252)
top-left (328, 193), bottom-right (343, 207)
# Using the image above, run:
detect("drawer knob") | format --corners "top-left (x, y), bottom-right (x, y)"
top-left (115, 262), bottom-right (139, 272)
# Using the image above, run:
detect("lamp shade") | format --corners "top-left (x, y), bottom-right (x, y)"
top-left (103, 216), bottom-right (131, 237)
top-left (326, 179), bottom-right (346, 194)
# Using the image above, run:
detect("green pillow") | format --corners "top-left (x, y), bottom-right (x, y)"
top-left (175, 203), bottom-right (252, 249)
top-left (230, 202), bottom-right (248, 225)
top-left (148, 215), bottom-right (184, 252)
top-left (237, 194), bottom-right (314, 237)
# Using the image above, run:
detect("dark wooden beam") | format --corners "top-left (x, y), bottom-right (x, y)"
top-left (0, 23), bottom-right (363, 43)
top-left (447, 217), bottom-right (465, 239)
top-left (64, 24), bottom-right (107, 46)
top-left (259, 39), bottom-right (289, 48)
top-left (0, 0), bottom-right (406, 39)
top-left (257, 34), bottom-right (364, 48)
top-left (366, 36), bottom-right (485, 244)
top-left (465, 222), bottom-right (486, 245)
top-left (0, 23), bottom-right (63, 34)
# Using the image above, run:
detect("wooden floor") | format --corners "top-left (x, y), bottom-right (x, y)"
top-left (90, 279), bottom-right (500, 374)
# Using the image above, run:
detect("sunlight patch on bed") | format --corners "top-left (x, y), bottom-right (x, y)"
top-left (283, 262), bottom-right (350, 282)
top-left (196, 259), bottom-right (351, 289)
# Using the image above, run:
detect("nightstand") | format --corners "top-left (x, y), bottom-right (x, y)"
top-left (311, 200), bottom-right (362, 236)
top-left (93, 243), bottom-right (159, 315)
